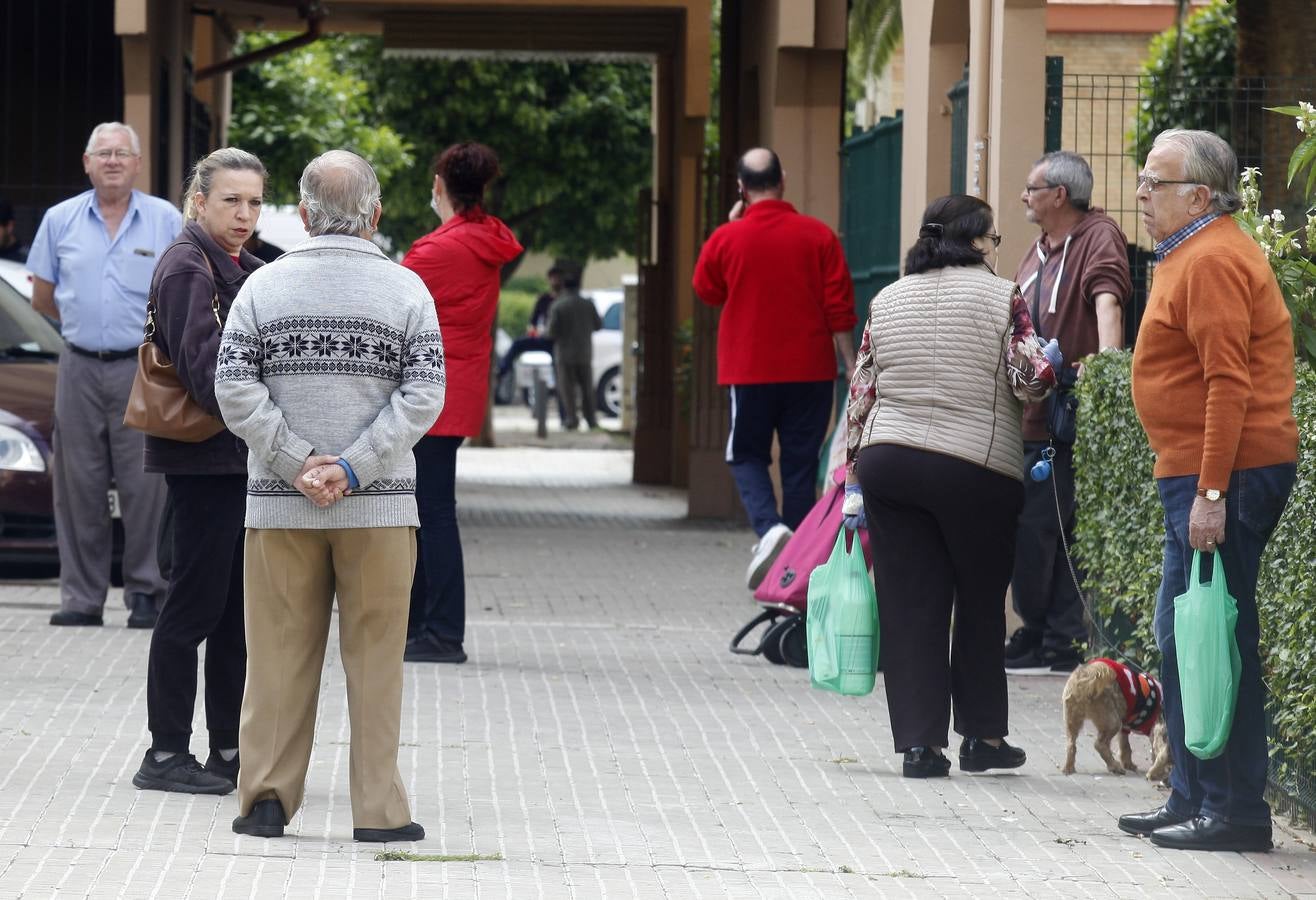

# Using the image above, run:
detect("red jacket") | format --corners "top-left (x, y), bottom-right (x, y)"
top-left (692, 199), bottom-right (856, 384)
top-left (403, 211), bottom-right (523, 437)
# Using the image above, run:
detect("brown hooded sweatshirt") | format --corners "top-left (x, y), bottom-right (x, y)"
top-left (1013, 208), bottom-right (1132, 442)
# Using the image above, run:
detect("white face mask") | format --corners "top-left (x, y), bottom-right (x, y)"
top-left (430, 192), bottom-right (442, 219)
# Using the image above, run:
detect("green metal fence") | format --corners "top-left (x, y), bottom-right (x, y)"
top-left (840, 113), bottom-right (903, 332)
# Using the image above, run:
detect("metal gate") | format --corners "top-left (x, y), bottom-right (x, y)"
top-left (840, 113), bottom-right (903, 329)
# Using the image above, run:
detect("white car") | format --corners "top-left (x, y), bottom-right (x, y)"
top-left (0, 259), bottom-right (33, 300)
top-left (512, 290), bottom-right (625, 418)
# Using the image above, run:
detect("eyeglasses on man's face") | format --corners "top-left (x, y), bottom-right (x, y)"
top-left (89, 149), bottom-right (138, 161)
top-left (1136, 172), bottom-right (1198, 192)
top-left (1023, 183), bottom-right (1057, 194)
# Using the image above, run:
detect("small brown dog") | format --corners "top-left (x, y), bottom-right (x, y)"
top-left (1062, 657), bottom-right (1171, 781)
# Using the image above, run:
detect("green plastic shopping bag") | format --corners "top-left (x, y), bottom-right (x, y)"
top-left (806, 529), bottom-right (878, 696)
top-left (1173, 550), bottom-right (1242, 760)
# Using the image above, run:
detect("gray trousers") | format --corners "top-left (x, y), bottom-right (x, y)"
top-left (53, 351), bottom-right (167, 614)
top-left (555, 359), bottom-right (596, 429)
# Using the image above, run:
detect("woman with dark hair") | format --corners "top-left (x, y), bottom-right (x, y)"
top-left (842, 194), bottom-right (1062, 779)
top-left (402, 142), bottom-right (523, 664)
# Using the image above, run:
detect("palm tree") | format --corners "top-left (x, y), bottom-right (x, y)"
top-left (850, 0), bottom-right (902, 83)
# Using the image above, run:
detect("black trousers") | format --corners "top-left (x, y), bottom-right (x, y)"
top-left (1010, 441), bottom-right (1086, 648)
top-left (408, 435), bottom-right (466, 644)
top-left (857, 444), bottom-right (1024, 752)
top-left (146, 473), bottom-right (247, 753)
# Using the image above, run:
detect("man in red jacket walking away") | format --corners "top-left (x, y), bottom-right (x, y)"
top-left (693, 148), bottom-right (857, 588)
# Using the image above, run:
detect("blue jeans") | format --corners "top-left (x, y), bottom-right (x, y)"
top-left (1153, 463), bottom-right (1295, 827)
top-left (726, 381), bottom-right (834, 536)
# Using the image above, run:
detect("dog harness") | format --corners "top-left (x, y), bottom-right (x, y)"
top-left (1093, 658), bottom-right (1162, 735)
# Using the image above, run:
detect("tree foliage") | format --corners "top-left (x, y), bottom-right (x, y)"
top-left (848, 0), bottom-right (902, 85)
top-left (1128, 0), bottom-right (1236, 163)
top-left (228, 33), bottom-right (653, 262)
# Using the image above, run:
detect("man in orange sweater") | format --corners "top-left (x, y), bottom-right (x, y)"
top-left (1118, 130), bottom-right (1298, 853)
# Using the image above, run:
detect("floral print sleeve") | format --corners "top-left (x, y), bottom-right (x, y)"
top-left (845, 325), bottom-right (877, 472)
top-left (1006, 288), bottom-right (1057, 402)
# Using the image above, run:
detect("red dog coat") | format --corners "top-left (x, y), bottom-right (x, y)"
top-left (1093, 658), bottom-right (1162, 735)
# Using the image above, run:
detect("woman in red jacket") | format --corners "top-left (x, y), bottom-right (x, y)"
top-left (402, 142), bottom-right (523, 664)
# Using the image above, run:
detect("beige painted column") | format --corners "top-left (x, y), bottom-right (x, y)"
top-left (986, 0), bottom-right (1046, 268)
top-left (116, 0), bottom-right (155, 190)
top-left (898, 0), bottom-right (970, 253)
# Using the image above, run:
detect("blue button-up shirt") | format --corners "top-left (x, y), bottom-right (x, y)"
top-left (1153, 212), bottom-right (1221, 261)
top-left (26, 189), bottom-right (182, 351)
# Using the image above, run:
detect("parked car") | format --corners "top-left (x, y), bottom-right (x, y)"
top-left (0, 258), bottom-right (33, 300)
top-left (0, 275), bottom-right (60, 565)
top-left (509, 289), bottom-right (625, 418)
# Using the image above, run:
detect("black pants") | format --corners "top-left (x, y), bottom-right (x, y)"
top-left (408, 435), bottom-right (466, 644)
top-left (146, 473), bottom-right (247, 753)
top-left (857, 445), bottom-right (1024, 752)
top-left (1010, 441), bottom-right (1086, 649)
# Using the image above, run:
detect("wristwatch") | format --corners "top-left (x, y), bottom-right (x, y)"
top-left (1196, 488), bottom-right (1225, 501)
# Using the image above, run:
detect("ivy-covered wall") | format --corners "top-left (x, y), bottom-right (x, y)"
top-left (1072, 351), bottom-right (1316, 773)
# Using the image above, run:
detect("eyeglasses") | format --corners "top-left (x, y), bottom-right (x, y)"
top-left (89, 149), bottom-right (138, 161)
top-left (1023, 183), bottom-right (1057, 194)
top-left (1136, 172), bottom-right (1198, 192)
top-left (983, 232), bottom-right (1002, 248)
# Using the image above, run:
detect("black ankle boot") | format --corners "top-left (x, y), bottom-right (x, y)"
top-left (232, 798), bottom-right (286, 837)
top-left (959, 737), bottom-right (1026, 772)
top-left (902, 746), bottom-right (951, 778)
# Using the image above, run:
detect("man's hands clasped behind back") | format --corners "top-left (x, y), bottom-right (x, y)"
top-left (296, 454), bottom-right (352, 508)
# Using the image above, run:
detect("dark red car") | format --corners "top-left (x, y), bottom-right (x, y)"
top-left (0, 276), bottom-right (61, 564)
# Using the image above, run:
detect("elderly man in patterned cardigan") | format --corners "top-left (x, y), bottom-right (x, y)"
top-left (215, 150), bottom-right (445, 843)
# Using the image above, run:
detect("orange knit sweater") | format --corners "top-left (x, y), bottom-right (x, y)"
top-left (1131, 216), bottom-right (1298, 490)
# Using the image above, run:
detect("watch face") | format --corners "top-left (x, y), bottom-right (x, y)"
top-left (1206, 489), bottom-right (1222, 501)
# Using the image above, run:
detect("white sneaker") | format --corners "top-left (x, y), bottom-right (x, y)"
top-left (746, 523), bottom-right (793, 589)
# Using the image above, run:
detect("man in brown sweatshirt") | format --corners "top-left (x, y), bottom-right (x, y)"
top-left (1117, 129), bottom-right (1297, 854)
top-left (1005, 151), bottom-right (1131, 675)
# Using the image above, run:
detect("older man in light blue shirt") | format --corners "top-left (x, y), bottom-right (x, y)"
top-left (27, 122), bottom-right (181, 628)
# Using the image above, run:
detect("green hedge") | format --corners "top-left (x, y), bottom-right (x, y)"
top-left (1073, 351), bottom-right (1316, 773)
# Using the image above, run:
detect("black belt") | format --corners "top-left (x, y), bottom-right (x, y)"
top-left (65, 341), bottom-right (138, 361)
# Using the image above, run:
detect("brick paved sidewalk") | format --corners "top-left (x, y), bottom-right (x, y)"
top-left (0, 447), bottom-right (1311, 899)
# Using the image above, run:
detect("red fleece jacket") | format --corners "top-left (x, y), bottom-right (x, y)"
top-left (403, 211), bottom-right (523, 437)
top-left (692, 199), bottom-right (856, 384)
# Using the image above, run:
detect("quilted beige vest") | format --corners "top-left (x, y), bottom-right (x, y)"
top-left (858, 265), bottom-right (1024, 481)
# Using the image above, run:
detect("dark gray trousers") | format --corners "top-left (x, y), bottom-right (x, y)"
top-left (1010, 441), bottom-right (1086, 648)
top-left (52, 351), bottom-right (167, 614)
top-left (555, 358), bottom-right (596, 429)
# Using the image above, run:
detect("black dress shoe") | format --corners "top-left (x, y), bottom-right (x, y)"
top-left (1150, 816), bottom-right (1272, 852)
top-left (354, 821), bottom-right (425, 842)
top-left (404, 634), bottom-right (467, 664)
top-left (903, 746), bottom-right (951, 778)
top-left (232, 799), bottom-right (287, 838)
top-left (204, 751), bottom-right (239, 785)
top-left (126, 593), bottom-right (158, 629)
top-left (1117, 804), bottom-right (1191, 836)
top-left (132, 750), bottom-right (234, 795)
top-left (49, 610), bottom-right (103, 627)
top-left (959, 737), bottom-right (1026, 772)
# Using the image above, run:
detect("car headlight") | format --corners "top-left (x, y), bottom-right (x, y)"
top-left (0, 423), bottom-right (45, 472)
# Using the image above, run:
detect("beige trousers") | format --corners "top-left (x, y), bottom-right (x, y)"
top-left (237, 526), bottom-right (416, 829)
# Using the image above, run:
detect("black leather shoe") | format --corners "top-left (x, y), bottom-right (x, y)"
top-left (404, 634), bottom-right (467, 664)
top-left (354, 821), bottom-right (425, 842)
top-left (1117, 804), bottom-right (1191, 836)
top-left (232, 799), bottom-right (287, 838)
top-left (959, 737), bottom-right (1026, 772)
top-left (132, 750), bottom-right (234, 795)
top-left (126, 593), bottom-right (157, 629)
top-left (49, 610), bottom-right (103, 627)
top-left (1150, 816), bottom-right (1272, 852)
top-left (903, 746), bottom-right (951, 778)
top-left (204, 751), bottom-right (239, 785)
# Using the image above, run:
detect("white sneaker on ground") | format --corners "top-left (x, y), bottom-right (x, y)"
top-left (746, 523), bottom-right (793, 589)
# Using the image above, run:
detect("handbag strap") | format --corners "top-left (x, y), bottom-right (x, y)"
top-left (144, 240), bottom-right (224, 342)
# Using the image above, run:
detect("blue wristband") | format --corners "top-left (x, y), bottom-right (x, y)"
top-left (335, 459), bottom-right (360, 489)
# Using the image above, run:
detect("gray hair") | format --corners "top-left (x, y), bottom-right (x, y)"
top-left (1152, 129), bottom-right (1242, 214)
top-left (183, 147), bottom-right (267, 221)
top-left (85, 122), bottom-right (141, 156)
top-left (1035, 151), bottom-right (1092, 211)
top-left (298, 150), bottom-right (381, 237)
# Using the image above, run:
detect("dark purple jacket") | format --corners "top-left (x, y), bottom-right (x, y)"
top-left (143, 221), bottom-right (262, 475)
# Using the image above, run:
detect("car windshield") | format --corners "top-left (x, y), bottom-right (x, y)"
top-left (0, 278), bottom-right (61, 358)
top-left (602, 302), bottom-right (622, 330)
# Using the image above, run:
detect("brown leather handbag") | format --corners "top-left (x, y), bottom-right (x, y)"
top-left (123, 245), bottom-right (227, 442)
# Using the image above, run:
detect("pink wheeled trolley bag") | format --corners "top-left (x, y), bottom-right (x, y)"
top-left (728, 467), bottom-right (873, 668)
